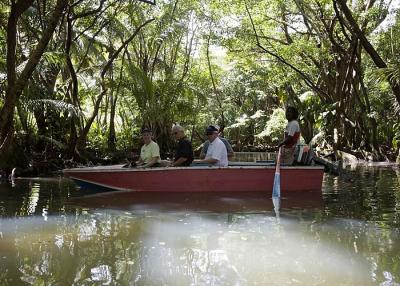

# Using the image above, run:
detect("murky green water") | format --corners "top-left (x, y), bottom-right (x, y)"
top-left (0, 164), bottom-right (399, 285)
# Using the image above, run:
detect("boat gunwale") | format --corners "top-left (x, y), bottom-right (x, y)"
top-left (63, 165), bottom-right (325, 173)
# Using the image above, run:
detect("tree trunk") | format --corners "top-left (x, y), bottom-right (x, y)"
top-left (108, 93), bottom-right (117, 152)
top-left (0, 0), bottom-right (68, 159)
top-left (0, 0), bottom-right (34, 155)
top-left (65, 13), bottom-right (81, 113)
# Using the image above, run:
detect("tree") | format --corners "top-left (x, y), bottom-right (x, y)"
top-left (0, 0), bottom-right (68, 158)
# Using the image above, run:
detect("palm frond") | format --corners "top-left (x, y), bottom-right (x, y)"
top-left (375, 66), bottom-right (400, 85)
top-left (25, 99), bottom-right (83, 118)
top-left (41, 51), bottom-right (66, 67)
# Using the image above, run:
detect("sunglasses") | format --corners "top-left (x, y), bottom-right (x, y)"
top-left (206, 132), bottom-right (214, 135)
top-left (173, 132), bottom-right (179, 135)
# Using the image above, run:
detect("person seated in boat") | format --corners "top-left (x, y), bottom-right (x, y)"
top-left (193, 125), bottom-right (228, 167)
top-left (135, 127), bottom-right (161, 168)
top-left (277, 106), bottom-right (300, 165)
top-left (200, 125), bottom-right (234, 160)
top-left (169, 124), bottom-right (194, 167)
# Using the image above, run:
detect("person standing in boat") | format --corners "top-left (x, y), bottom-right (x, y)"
top-left (135, 127), bottom-right (161, 168)
top-left (193, 125), bottom-right (228, 167)
top-left (169, 125), bottom-right (194, 167)
top-left (200, 125), bottom-right (234, 160)
top-left (277, 106), bottom-right (300, 165)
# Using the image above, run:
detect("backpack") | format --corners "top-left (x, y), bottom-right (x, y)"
top-left (294, 144), bottom-right (315, 165)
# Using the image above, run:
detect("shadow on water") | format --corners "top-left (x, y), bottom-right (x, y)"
top-left (0, 164), bottom-right (399, 285)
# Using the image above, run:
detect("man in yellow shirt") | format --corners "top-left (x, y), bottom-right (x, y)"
top-left (135, 127), bottom-right (161, 168)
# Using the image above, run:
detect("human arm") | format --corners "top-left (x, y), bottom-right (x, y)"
top-left (135, 157), bottom-right (144, 165)
top-left (193, 157), bottom-right (218, 164)
top-left (277, 135), bottom-right (293, 148)
top-left (137, 156), bottom-right (159, 168)
top-left (199, 141), bottom-right (208, 159)
top-left (135, 146), bottom-right (145, 165)
top-left (171, 157), bottom-right (188, 167)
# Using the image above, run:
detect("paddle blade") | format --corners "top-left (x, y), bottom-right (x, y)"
top-left (272, 172), bottom-right (281, 198)
top-left (272, 196), bottom-right (281, 218)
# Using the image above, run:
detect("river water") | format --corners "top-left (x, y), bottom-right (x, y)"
top-left (0, 164), bottom-right (399, 285)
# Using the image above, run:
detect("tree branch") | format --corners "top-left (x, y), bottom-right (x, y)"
top-left (244, 0), bottom-right (329, 99)
top-left (335, 0), bottom-right (400, 107)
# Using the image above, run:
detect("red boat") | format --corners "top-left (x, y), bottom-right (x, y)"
top-left (63, 162), bottom-right (324, 193)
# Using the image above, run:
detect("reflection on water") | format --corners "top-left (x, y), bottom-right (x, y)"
top-left (0, 165), bottom-right (399, 285)
top-left (323, 166), bottom-right (400, 228)
top-left (0, 211), bottom-right (398, 285)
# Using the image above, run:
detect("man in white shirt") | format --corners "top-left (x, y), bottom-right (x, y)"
top-left (193, 125), bottom-right (228, 167)
top-left (199, 125), bottom-right (234, 160)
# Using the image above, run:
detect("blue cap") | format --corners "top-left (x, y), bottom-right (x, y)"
top-left (141, 127), bottom-right (152, 134)
top-left (206, 125), bottom-right (219, 133)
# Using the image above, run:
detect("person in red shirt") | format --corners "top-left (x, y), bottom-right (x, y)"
top-left (277, 107), bottom-right (300, 165)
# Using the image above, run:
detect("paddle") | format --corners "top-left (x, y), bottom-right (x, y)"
top-left (272, 147), bottom-right (282, 198)
top-left (272, 147), bottom-right (282, 216)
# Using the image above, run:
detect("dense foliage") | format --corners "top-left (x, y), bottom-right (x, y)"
top-left (1, 0), bottom-right (400, 170)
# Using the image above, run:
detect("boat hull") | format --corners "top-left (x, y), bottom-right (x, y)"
top-left (63, 165), bottom-right (324, 193)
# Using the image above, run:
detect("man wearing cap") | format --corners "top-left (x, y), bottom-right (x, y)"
top-left (199, 125), bottom-right (234, 160)
top-left (135, 127), bottom-right (161, 168)
top-left (193, 125), bottom-right (228, 167)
